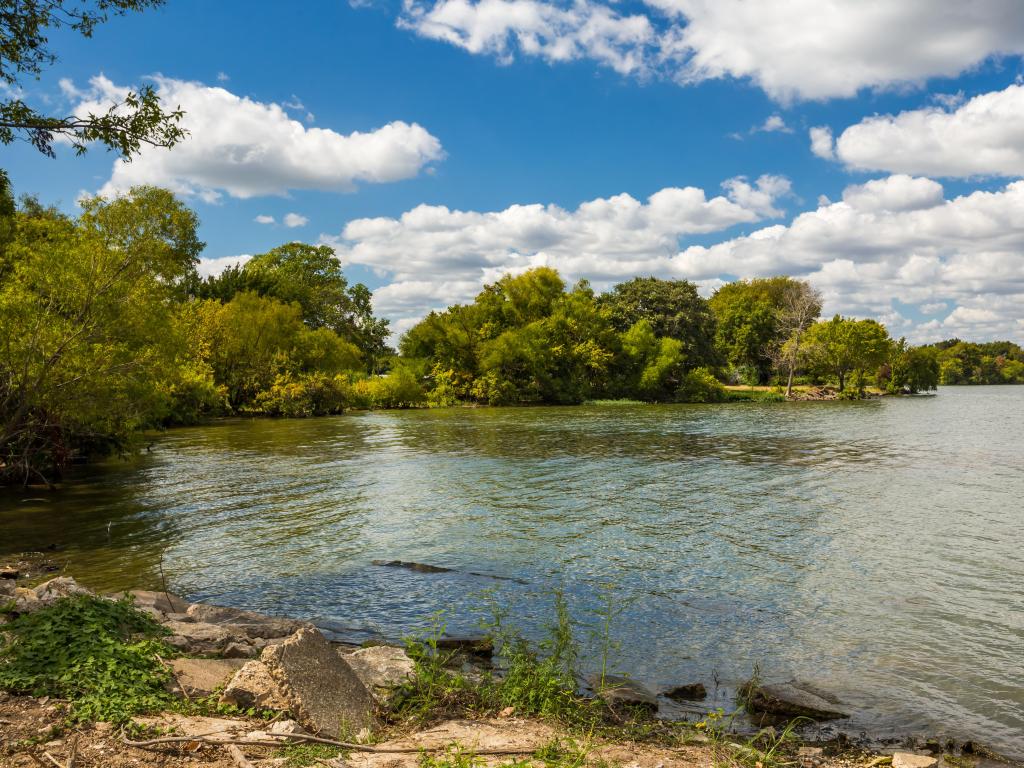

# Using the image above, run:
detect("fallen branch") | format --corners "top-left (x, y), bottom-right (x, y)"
top-left (42, 752), bottom-right (66, 768)
top-left (124, 731), bottom-right (542, 755)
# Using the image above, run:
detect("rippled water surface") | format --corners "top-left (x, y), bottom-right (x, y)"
top-left (2, 388), bottom-right (1022, 754)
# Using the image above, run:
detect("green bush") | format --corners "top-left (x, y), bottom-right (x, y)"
top-left (252, 372), bottom-right (351, 416)
top-left (676, 367), bottom-right (727, 403)
top-left (0, 595), bottom-right (174, 723)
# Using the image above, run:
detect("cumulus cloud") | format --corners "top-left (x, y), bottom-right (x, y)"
top-left (197, 255), bottom-right (252, 277)
top-left (323, 175), bottom-right (1024, 343)
top-left (809, 126), bottom-right (834, 160)
top-left (394, 0), bottom-right (1024, 101)
top-left (65, 75), bottom-right (444, 201)
top-left (400, 0), bottom-right (655, 75)
top-left (672, 177), bottom-right (1024, 340)
top-left (284, 212), bottom-right (310, 228)
top-left (828, 83), bottom-right (1024, 177)
top-left (254, 214), bottom-right (275, 224)
top-left (323, 176), bottom-right (790, 325)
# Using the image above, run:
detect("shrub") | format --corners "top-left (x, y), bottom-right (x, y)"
top-left (0, 595), bottom-right (174, 723)
top-left (676, 367), bottom-right (727, 403)
top-left (252, 372), bottom-right (351, 416)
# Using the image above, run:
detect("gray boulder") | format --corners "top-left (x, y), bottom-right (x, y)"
top-left (220, 660), bottom-right (291, 711)
top-left (185, 603), bottom-right (311, 639)
top-left (129, 589), bottom-right (189, 618)
top-left (664, 682), bottom-right (707, 701)
top-left (593, 674), bottom-right (659, 714)
top-left (742, 680), bottom-right (848, 720)
top-left (262, 628), bottom-right (376, 738)
top-left (341, 645), bottom-right (415, 702)
top-left (163, 620), bottom-right (239, 655)
top-left (168, 658), bottom-right (246, 697)
top-left (33, 576), bottom-right (92, 605)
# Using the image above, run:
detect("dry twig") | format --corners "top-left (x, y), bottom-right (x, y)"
top-left (228, 744), bottom-right (256, 768)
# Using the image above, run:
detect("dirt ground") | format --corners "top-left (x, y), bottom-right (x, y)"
top-left (0, 692), bottom-right (889, 768)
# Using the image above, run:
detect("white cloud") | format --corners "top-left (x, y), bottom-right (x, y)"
top-left (324, 176), bottom-right (790, 325)
top-left (809, 126), bottom-right (834, 160)
top-left (284, 212), bottom-right (309, 228)
top-left (756, 114), bottom-right (790, 133)
top-left (829, 83), bottom-right (1024, 177)
top-left (840, 175), bottom-right (944, 213)
top-left (325, 175), bottom-right (1024, 343)
top-left (66, 75), bottom-right (444, 201)
top-left (672, 177), bottom-right (1024, 340)
top-left (197, 255), bottom-right (252, 277)
top-left (394, 0), bottom-right (1024, 101)
top-left (399, 0), bottom-right (655, 76)
top-left (254, 214), bottom-right (275, 225)
top-left (216, 72), bottom-right (230, 82)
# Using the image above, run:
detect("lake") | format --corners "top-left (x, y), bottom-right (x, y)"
top-left (2, 387), bottom-right (1022, 755)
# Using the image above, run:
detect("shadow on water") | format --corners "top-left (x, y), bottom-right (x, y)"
top-left (1, 390), bottom-right (1022, 757)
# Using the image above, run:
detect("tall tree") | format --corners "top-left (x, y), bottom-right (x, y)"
top-left (598, 276), bottom-right (719, 369)
top-left (772, 280), bottom-right (823, 396)
top-left (802, 315), bottom-right (891, 393)
top-left (0, 0), bottom-right (186, 157)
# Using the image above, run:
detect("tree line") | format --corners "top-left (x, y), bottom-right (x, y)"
top-left (2, 184), bottom-right (1020, 485)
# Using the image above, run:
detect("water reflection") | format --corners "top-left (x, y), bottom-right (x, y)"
top-left (1, 388), bottom-right (1022, 756)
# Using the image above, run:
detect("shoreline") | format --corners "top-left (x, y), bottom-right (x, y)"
top-left (2, 564), bottom-right (1020, 768)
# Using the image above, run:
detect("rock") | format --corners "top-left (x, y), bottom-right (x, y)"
top-left (892, 754), bottom-right (938, 768)
top-left (593, 675), bottom-right (659, 714)
top-left (128, 589), bottom-right (189, 618)
top-left (133, 714), bottom-right (251, 741)
top-left (13, 586), bottom-right (40, 612)
top-left (185, 602), bottom-right (311, 639)
top-left (664, 682), bottom-right (707, 701)
top-left (0, 566), bottom-right (19, 579)
top-left (261, 628), bottom-right (376, 738)
top-left (168, 658), bottom-right (246, 697)
top-left (341, 646), bottom-right (415, 701)
top-left (372, 560), bottom-right (452, 574)
top-left (436, 636), bottom-right (494, 659)
top-left (220, 661), bottom-right (291, 711)
top-left (222, 640), bottom-right (258, 658)
top-left (0, 579), bottom-right (14, 598)
top-left (33, 576), bottom-right (92, 605)
top-left (742, 681), bottom-right (848, 720)
top-left (163, 620), bottom-right (236, 654)
top-left (246, 719), bottom-right (307, 741)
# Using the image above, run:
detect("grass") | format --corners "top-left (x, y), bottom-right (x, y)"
top-left (279, 742), bottom-right (347, 766)
top-left (582, 399), bottom-right (647, 406)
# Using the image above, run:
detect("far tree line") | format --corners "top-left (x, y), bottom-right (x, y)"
top-left (1, 183), bottom-right (1021, 485)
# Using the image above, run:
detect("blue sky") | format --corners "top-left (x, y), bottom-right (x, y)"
top-left (5, 0), bottom-right (1024, 341)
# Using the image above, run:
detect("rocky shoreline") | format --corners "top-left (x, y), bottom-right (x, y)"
top-left (1, 571), bottom-right (1018, 768)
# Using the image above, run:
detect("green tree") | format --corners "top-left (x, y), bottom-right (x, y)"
top-left (598, 277), bottom-right (718, 368)
top-left (619, 319), bottom-right (686, 400)
top-left (802, 315), bottom-right (892, 394)
top-left (709, 277), bottom-right (821, 384)
top-left (887, 339), bottom-right (940, 394)
top-left (0, 187), bottom-right (202, 483)
top-left (0, 0), bottom-right (186, 157)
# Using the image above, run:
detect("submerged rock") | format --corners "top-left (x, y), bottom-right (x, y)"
top-left (261, 628), bottom-right (376, 737)
top-left (664, 682), bottom-right (707, 701)
top-left (593, 675), bottom-right (659, 714)
top-left (372, 560), bottom-right (452, 574)
top-left (742, 680), bottom-right (848, 720)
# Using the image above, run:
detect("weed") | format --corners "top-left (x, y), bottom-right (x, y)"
top-left (280, 741), bottom-right (347, 766)
top-left (0, 594), bottom-right (175, 723)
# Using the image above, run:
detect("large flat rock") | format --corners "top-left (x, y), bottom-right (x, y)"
top-left (168, 658), bottom-right (245, 697)
top-left (262, 628), bottom-right (376, 738)
top-left (341, 645), bottom-right (415, 700)
top-left (186, 602), bottom-right (311, 639)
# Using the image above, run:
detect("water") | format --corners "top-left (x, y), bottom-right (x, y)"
top-left (2, 388), bottom-right (1022, 754)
